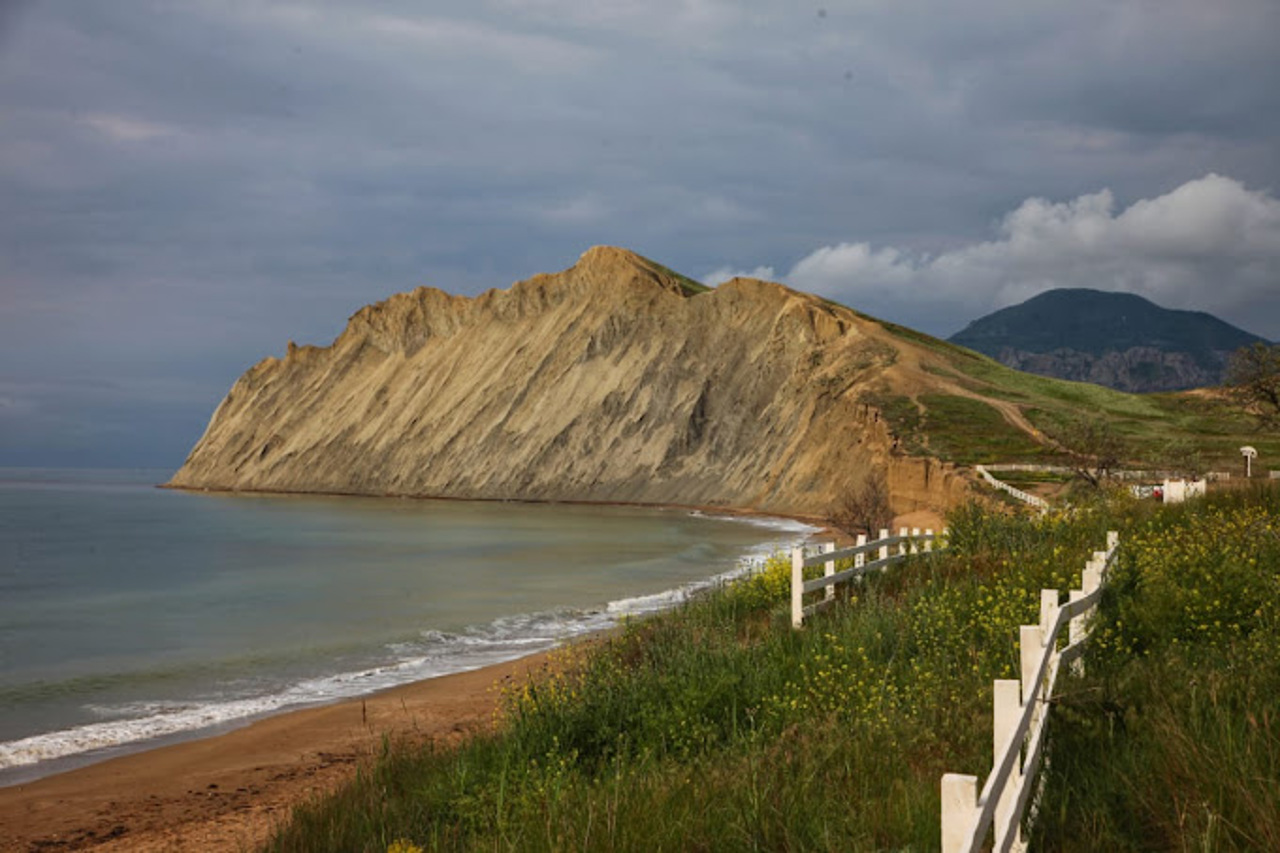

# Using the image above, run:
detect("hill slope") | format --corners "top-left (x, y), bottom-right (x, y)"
top-left (169, 251), bottom-right (1280, 516)
top-left (949, 288), bottom-right (1267, 392)
top-left (169, 247), bottom-right (975, 517)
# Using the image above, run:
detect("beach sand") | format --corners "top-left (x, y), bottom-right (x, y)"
top-left (0, 651), bottom-right (553, 852)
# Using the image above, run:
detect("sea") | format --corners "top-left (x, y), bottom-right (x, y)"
top-left (0, 468), bottom-right (814, 786)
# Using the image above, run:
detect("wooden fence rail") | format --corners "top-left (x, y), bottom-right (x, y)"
top-left (974, 464), bottom-right (1049, 511)
top-left (790, 527), bottom-right (942, 629)
top-left (941, 531), bottom-right (1120, 853)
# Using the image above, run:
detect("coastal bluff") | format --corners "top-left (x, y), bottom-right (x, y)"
top-left (168, 246), bottom-right (967, 517)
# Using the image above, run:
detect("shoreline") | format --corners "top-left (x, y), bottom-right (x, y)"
top-left (0, 492), bottom-right (832, 852)
top-left (0, 487), bottom-right (823, 787)
top-left (0, 650), bottom-right (556, 852)
top-left (0, 483), bottom-right (912, 850)
top-left (158, 481), bottom-right (836, 530)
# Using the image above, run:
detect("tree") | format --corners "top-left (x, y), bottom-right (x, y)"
top-left (1061, 417), bottom-right (1126, 488)
top-left (1226, 342), bottom-right (1280, 429)
top-left (829, 472), bottom-right (894, 538)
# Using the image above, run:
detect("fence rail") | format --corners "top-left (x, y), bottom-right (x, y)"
top-left (790, 527), bottom-right (941, 629)
top-left (974, 465), bottom-right (1049, 510)
top-left (941, 531), bottom-right (1120, 853)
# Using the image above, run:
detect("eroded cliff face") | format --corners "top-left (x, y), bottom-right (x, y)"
top-left (169, 247), bottom-right (965, 517)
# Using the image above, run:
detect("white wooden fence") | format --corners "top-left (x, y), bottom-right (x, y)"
top-left (790, 527), bottom-right (941, 629)
top-left (940, 531), bottom-right (1120, 853)
top-left (974, 465), bottom-right (1049, 510)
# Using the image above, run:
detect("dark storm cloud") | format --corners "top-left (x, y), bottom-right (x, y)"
top-left (2, 1), bottom-right (1278, 466)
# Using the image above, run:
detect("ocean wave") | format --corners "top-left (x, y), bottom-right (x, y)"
top-left (1, 523), bottom-right (815, 776)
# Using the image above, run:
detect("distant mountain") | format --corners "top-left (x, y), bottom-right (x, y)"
top-left (948, 288), bottom-right (1269, 392)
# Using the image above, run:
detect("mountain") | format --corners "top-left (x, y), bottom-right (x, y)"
top-left (948, 288), bottom-right (1267, 392)
top-left (168, 247), bottom-right (975, 518)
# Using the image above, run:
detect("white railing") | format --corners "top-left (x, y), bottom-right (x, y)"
top-left (975, 465), bottom-right (1050, 510)
top-left (940, 531), bottom-right (1120, 853)
top-left (790, 527), bottom-right (942, 629)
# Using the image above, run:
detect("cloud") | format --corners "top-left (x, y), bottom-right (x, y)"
top-left (2, 2), bottom-right (1279, 465)
top-left (757, 174), bottom-right (1280, 339)
top-left (80, 113), bottom-right (179, 142)
top-left (704, 265), bottom-right (776, 286)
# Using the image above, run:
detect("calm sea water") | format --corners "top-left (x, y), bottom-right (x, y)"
top-left (0, 468), bottom-right (811, 785)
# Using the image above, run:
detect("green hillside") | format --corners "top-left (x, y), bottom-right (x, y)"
top-left (949, 288), bottom-right (1266, 363)
top-left (869, 311), bottom-right (1280, 475)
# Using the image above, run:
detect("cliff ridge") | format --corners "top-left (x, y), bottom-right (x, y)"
top-left (169, 247), bottom-right (970, 517)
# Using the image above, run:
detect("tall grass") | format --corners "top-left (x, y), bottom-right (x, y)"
top-left (1033, 484), bottom-right (1280, 850)
top-left (265, 488), bottom-right (1277, 852)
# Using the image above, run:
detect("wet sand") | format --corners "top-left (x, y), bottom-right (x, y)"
top-left (0, 652), bottom-right (552, 852)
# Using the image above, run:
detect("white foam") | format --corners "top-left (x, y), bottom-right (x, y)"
top-left (1, 521), bottom-right (817, 775)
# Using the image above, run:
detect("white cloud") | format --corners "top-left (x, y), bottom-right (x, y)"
top-left (81, 113), bottom-right (179, 142)
top-left (704, 264), bottom-right (776, 286)
top-left (765, 174), bottom-right (1280, 338)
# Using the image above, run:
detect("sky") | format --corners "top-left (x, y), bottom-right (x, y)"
top-left (2, 1), bottom-right (1278, 468)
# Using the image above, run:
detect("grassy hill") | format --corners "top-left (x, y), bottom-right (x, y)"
top-left (849, 308), bottom-right (1279, 476)
top-left (949, 288), bottom-right (1265, 359)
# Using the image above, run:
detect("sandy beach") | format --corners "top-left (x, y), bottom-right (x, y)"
top-left (0, 651), bottom-right (553, 852)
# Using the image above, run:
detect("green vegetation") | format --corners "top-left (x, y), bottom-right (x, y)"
top-left (866, 315), bottom-right (1280, 471)
top-left (949, 288), bottom-right (1265, 364)
top-left (1035, 485), bottom-right (1280, 850)
top-left (861, 390), bottom-right (1052, 465)
top-left (635, 253), bottom-right (712, 296)
top-left (916, 394), bottom-right (1049, 464)
top-left (263, 486), bottom-right (1280, 852)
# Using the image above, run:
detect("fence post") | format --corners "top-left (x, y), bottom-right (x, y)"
top-left (898, 527), bottom-right (909, 560)
top-left (855, 533), bottom-right (867, 570)
top-left (923, 528), bottom-right (934, 552)
top-left (1082, 557), bottom-right (1102, 600)
top-left (878, 529), bottom-right (889, 563)
top-left (823, 541), bottom-right (837, 601)
top-left (993, 679), bottom-right (1024, 851)
top-left (941, 773), bottom-right (979, 853)
top-left (1039, 589), bottom-right (1059, 640)
top-left (791, 546), bottom-right (805, 629)
top-left (1020, 621), bottom-right (1044, 730)
top-left (1068, 588), bottom-right (1086, 676)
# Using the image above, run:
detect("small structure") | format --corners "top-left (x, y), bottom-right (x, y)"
top-left (1241, 445), bottom-right (1258, 478)
top-left (1162, 478), bottom-right (1206, 504)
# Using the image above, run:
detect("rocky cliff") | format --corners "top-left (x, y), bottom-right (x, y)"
top-left (169, 247), bottom-right (971, 517)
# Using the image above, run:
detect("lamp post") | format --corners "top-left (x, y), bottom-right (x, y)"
top-left (1241, 446), bottom-right (1257, 478)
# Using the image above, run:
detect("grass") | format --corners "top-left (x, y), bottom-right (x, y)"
top-left (859, 314), bottom-right (1280, 472)
top-left (858, 391), bottom-right (1057, 465)
top-left (633, 252), bottom-right (712, 296)
top-left (1032, 484), bottom-right (1280, 850)
top-left (261, 484), bottom-right (1280, 851)
top-left (916, 394), bottom-right (1052, 464)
